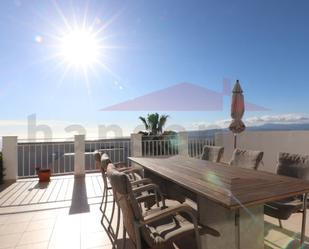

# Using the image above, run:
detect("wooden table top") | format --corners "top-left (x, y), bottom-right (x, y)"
top-left (129, 156), bottom-right (309, 209)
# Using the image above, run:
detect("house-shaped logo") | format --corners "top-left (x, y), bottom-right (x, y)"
top-left (101, 82), bottom-right (268, 111)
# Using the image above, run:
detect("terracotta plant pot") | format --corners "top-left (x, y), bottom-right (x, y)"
top-left (36, 168), bottom-right (51, 182)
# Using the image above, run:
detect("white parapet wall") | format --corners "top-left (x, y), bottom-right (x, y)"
top-left (74, 134), bottom-right (85, 176)
top-left (215, 131), bottom-right (309, 173)
top-left (2, 136), bottom-right (18, 181)
top-left (131, 133), bottom-right (143, 157)
top-left (178, 131), bottom-right (189, 156)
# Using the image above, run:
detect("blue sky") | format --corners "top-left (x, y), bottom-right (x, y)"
top-left (0, 0), bottom-right (309, 138)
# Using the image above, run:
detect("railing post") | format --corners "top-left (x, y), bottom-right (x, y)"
top-left (215, 132), bottom-right (223, 146)
top-left (74, 134), bottom-right (85, 176)
top-left (131, 133), bottom-right (143, 157)
top-left (2, 136), bottom-right (18, 181)
top-left (178, 132), bottom-right (189, 156)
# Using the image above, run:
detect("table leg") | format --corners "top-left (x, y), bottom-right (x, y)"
top-left (235, 209), bottom-right (240, 249)
top-left (301, 193), bottom-right (308, 245)
top-left (198, 197), bottom-right (264, 249)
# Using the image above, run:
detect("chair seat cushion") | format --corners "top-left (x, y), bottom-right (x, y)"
top-left (141, 199), bottom-right (196, 247)
top-left (143, 213), bottom-right (195, 247)
top-left (264, 198), bottom-right (303, 220)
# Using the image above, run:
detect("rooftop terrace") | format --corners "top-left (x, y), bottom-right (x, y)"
top-left (0, 173), bottom-right (308, 249)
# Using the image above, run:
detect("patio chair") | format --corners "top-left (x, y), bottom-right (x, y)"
top-left (95, 152), bottom-right (161, 247)
top-left (264, 152), bottom-right (309, 244)
top-left (229, 148), bottom-right (264, 170)
top-left (108, 168), bottom-right (220, 249)
top-left (200, 145), bottom-right (224, 163)
top-left (96, 151), bottom-right (151, 214)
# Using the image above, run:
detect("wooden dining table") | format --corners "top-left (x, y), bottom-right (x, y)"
top-left (129, 155), bottom-right (309, 249)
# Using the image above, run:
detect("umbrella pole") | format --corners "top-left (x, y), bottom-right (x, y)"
top-left (234, 134), bottom-right (237, 149)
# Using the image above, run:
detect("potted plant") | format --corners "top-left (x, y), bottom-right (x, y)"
top-left (35, 167), bottom-right (51, 182)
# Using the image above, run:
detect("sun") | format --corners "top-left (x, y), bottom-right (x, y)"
top-left (59, 28), bottom-right (100, 68)
top-left (33, 1), bottom-right (124, 93)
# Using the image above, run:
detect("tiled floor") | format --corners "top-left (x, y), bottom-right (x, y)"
top-left (0, 204), bottom-right (114, 249)
top-left (0, 174), bottom-right (309, 249)
top-left (264, 214), bottom-right (309, 249)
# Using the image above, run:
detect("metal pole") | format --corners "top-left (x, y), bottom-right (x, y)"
top-left (235, 209), bottom-right (240, 249)
top-left (300, 193), bottom-right (307, 245)
top-left (234, 134), bottom-right (237, 149)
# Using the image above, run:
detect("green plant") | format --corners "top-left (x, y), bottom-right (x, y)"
top-left (0, 152), bottom-right (4, 184)
top-left (139, 113), bottom-right (169, 135)
top-left (138, 113), bottom-right (178, 156)
top-left (141, 131), bottom-right (178, 156)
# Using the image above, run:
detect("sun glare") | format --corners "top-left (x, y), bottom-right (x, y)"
top-left (59, 28), bottom-right (100, 68)
top-left (35, 1), bottom-right (123, 93)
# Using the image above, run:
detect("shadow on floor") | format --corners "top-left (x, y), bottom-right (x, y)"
top-left (30, 181), bottom-right (50, 190)
top-left (69, 176), bottom-right (90, 214)
top-left (0, 180), bottom-right (15, 192)
top-left (265, 221), bottom-right (309, 248)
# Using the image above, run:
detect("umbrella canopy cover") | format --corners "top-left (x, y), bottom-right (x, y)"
top-left (229, 80), bottom-right (246, 134)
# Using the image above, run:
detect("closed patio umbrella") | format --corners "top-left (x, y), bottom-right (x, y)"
top-left (229, 80), bottom-right (246, 149)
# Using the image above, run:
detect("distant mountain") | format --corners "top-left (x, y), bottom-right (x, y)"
top-left (246, 123), bottom-right (309, 131)
top-left (188, 129), bottom-right (223, 138)
top-left (188, 123), bottom-right (309, 138)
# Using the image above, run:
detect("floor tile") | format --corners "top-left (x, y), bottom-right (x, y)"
top-left (81, 231), bottom-right (111, 249)
top-left (18, 228), bottom-right (53, 246)
top-left (0, 222), bottom-right (28, 235)
top-left (5, 213), bottom-right (33, 224)
top-left (0, 233), bottom-right (23, 248)
top-left (26, 218), bottom-right (55, 231)
top-left (15, 241), bottom-right (49, 249)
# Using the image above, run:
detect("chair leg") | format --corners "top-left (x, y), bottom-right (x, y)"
top-left (100, 184), bottom-right (107, 212)
top-left (101, 188), bottom-right (114, 235)
top-left (113, 203), bottom-right (121, 246)
top-left (121, 224), bottom-right (126, 249)
top-left (235, 209), bottom-right (240, 249)
top-left (102, 188), bottom-right (109, 216)
top-left (100, 188), bottom-right (108, 225)
top-left (108, 198), bottom-right (116, 235)
top-left (195, 230), bottom-right (202, 249)
top-left (101, 196), bottom-right (119, 248)
top-left (300, 193), bottom-right (308, 246)
top-left (101, 211), bottom-right (117, 247)
top-left (278, 219), bottom-right (283, 228)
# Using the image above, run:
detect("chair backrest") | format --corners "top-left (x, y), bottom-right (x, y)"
top-left (201, 145), bottom-right (224, 163)
top-left (107, 166), bottom-right (143, 246)
top-left (93, 150), bottom-right (102, 169)
top-left (277, 152), bottom-right (309, 180)
top-left (230, 149), bottom-right (264, 170)
top-left (100, 153), bottom-right (112, 172)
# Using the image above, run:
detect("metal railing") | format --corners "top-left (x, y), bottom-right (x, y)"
top-left (188, 137), bottom-right (215, 158)
top-left (142, 135), bottom-right (179, 157)
top-left (17, 140), bottom-right (75, 177)
top-left (16, 135), bottom-right (215, 178)
top-left (141, 135), bottom-right (215, 158)
top-left (84, 138), bottom-right (131, 171)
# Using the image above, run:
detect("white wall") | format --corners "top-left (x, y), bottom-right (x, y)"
top-left (215, 131), bottom-right (309, 173)
top-left (2, 136), bottom-right (18, 181)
